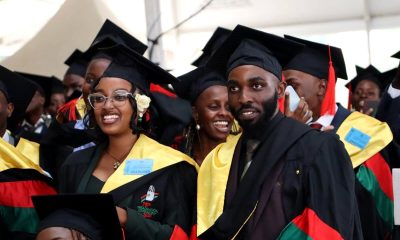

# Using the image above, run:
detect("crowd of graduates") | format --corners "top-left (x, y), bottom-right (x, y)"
top-left (1, 19), bottom-right (400, 240)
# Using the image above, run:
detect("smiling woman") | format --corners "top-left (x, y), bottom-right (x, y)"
top-left (58, 42), bottom-right (198, 240)
top-left (174, 66), bottom-right (239, 166)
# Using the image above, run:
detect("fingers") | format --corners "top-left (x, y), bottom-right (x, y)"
top-left (365, 108), bottom-right (374, 116)
top-left (321, 125), bottom-right (334, 132)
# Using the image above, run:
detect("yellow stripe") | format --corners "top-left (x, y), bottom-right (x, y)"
top-left (100, 134), bottom-right (198, 193)
top-left (197, 134), bottom-right (241, 236)
top-left (0, 138), bottom-right (44, 174)
top-left (76, 97), bottom-right (86, 118)
top-left (336, 111), bottom-right (392, 168)
top-left (231, 201), bottom-right (258, 239)
top-left (15, 138), bottom-right (40, 165)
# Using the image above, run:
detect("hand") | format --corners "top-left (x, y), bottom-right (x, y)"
top-left (116, 206), bottom-right (128, 227)
top-left (284, 92), bottom-right (313, 124)
top-left (357, 100), bottom-right (374, 116)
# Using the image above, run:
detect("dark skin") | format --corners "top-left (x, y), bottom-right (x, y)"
top-left (63, 73), bottom-right (85, 99)
top-left (352, 79), bottom-right (380, 113)
top-left (83, 58), bottom-right (112, 106)
top-left (25, 90), bottom-right (45, 125)
top-left (0, 91), bottom-right (14, 137)
top-left (192, 85), bottom-right (233, 165)
top-left (227, 65), bottom-right (285, 130)
top-left (36, 227), bottom-right (89, 240)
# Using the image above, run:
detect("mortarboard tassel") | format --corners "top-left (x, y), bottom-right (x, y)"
top-left (320, 46), bottom-right (336, 116)
top-left (150, 83), bottom-right (176, 98)
top-left (347, 84), bottom-right (352, 110)
top-left (278, 73), bottom-right (285, 113)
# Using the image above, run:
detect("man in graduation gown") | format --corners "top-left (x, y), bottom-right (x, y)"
top-left (196, 25), bottom-right (362, 240)
top-left (0, 65), bottom-right (56, 240)
top-left (283, 35), bottom-right (399, 239)
top-left (375, 51), bottom-right (400, 144)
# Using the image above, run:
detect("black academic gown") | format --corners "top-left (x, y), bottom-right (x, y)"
top-left (59, 135), bottom-right (197, 240)
top-left (197, 113), bottom-right (362, 240)
top-left (376, 91), bottom-right (400, 144)
top-left (332, 104), bottom-right (399, 240)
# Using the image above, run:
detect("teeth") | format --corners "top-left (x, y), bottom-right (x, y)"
top-left (242, 111), bottom-right (253, 115)
top-left (103, 115), bottom-right (119, 120)
top-left (214, 121), bottom-right (228, 127)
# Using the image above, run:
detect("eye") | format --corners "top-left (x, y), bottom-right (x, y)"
top-left (113, 94), bottom-right (129, 102)
top-left (253, 83), bottom-right (263, 89)
top-left (228, 85), bottom-right (239, 93)
top-left (208, 104), bottom-right (219, 110)
top-left (85, 78), bottom-right (95, 84)
top-left (91, 95), bottom-right (105, 103)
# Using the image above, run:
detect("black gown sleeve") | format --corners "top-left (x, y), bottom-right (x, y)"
top-left (123, 163), bottom-right (197, 240)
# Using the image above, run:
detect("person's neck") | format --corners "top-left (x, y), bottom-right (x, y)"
top-left (107, 133), bottom-right (138, 161)
top-left (193, 133), bottom-right (223, 166)
top-left (26, 108), bottom-right (43, 125)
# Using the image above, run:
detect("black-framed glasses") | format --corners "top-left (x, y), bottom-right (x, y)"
top-left (87, 90), bottom-right (134, 109)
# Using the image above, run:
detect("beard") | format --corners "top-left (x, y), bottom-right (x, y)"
top-left (233, 91), bottom-right (278, 133)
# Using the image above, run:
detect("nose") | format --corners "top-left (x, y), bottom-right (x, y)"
top-left (103, 97), bottom-right (114, 109)
top-left (238, 89), bottom-right (252, 104)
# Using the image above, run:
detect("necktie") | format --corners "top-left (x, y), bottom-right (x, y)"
top-left (240, 139), bottom-right (260, 181)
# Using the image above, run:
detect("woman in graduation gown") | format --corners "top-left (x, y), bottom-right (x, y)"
top-left (58, 43), bottom-right (198, 240)
top-left (173, 66), bottom-right (238, 166)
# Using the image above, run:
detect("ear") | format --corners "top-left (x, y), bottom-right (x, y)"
top-left (192, 106), bottom-right (199, 123)
top-left (277, 80), bottom-right (287, 99)
top-left (318, 79), bottom-right (328, 97)
top-left (6, 103), bottom-right (14, 118)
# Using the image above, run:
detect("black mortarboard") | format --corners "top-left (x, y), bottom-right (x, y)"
top-left (391, 51), bottom-right (400, 59)
top-left (192, 27), bottom-right (232, 67)
top-left (32, 194), bottom-right (122, 240)
top-left (83, 19), bottom-right (147, 61)
top-left (100, 44), bottom-right (177, 94)
top-left (64, 49), bottom-right (88, 77)
top-left (16, 72), bottom-right (64, 107)
top-left (0, 66), bottom-right (38, 132)
top-left (380, 68), bottom-right (397, 89)
top-left (345, 65), bottom-right (382, 90)
top-left (206, 25), bottom-right (304, 81)
top-left (175, 66), bottom-right (226, 104)
top-left (283, 35), bottom-right (348, 80)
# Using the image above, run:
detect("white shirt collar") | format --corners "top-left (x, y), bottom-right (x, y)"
top-left (309, 105), bottom-right (338, 127)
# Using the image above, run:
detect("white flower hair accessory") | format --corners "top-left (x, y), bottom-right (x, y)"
top-left (135, 94), bottom-right (151, 121)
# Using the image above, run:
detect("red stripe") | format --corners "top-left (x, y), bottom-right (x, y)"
top-left (189, 225), bottom-right (198, 240)
top-left (169, 225), bottom-right (189, 240)
top-left (293, 208), bottom-right (343, 240)
top-left (364, 153), bottom-right (393, 201)
top-left (0, 180), bottom-right (56, 207)
top-left (150, 83), bottom-right (176, 98)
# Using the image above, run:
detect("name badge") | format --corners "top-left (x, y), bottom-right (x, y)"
top-left (124, 159), bottom-right (154, 175)
top-left (345, 127), bottom-right (371, 149)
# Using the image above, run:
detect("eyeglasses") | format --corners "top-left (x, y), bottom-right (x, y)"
top-left (88, 90), bottom-right (134, 109)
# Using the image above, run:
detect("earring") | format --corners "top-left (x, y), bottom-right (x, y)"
top-left (195, 124), bottom-right (200, 130)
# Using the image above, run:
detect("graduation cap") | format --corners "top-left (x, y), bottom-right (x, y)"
top-left (83, 19), bottom-right (148, 61)
top-left (15, 72), bottom-right (64, 107)
top-left (32, 194), bottom-right (122, 240)
top-left (100, 44), bottom-right (177, 94)
top-left (192, 27), bottom-right (232, 67)
top-left (283, 35), bottom-right (347, 116)
top-left (0, 65), bottom-right (38, 132)
top-left (174, 66), bottom-right (226, 104)
top-left (206, 25), bottom-right (304, 81)
top-left (64, 49), bottom-right (88, 77)
top-left (345, 65), bottom-right (383, 91)
top-left (391, 51), bottom-right (400, 59)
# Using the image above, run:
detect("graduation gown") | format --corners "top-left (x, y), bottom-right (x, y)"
top-left (59, 134), bottom-right (198, 240)
top-left (0, 138), bottom-right (56, 240)
top-left (376, 91), bottom-right (400, 144)
top-left (197, 113), bottom-right (362, 240)
top-left (332, 104), bottom-right (399, 240)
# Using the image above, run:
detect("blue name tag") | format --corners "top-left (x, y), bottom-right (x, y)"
top-left (344, 127), bottom-right (371, 149)
top-left (124, 159), bottom-right (154, 175)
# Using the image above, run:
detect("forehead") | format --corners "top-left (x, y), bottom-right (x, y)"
top-left (355, 79), bottom-right (380, 89)
top-left (228, 65), bottom-right (277, 83)
top-left (95, 77), bottom-right (132, 91)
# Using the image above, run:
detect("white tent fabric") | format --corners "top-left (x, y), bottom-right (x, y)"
top-left (1, 0), bottom-right (144, 78)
